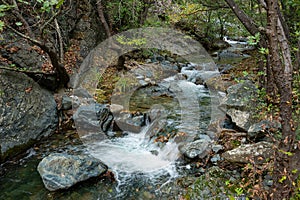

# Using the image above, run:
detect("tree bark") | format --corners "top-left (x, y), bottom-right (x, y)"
top-left (96, 0), bottom-right (112, 37)
top-left (7, 25), bottom-right (70, 89)
top-left (266, 0), bottom-right (294, 147)
top-left (224, 0), bottom-right (267, 47)
top-left (265, 0), bottom-right (294, 198)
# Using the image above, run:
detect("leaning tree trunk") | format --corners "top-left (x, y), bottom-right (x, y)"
top-left (266, 0), bottom-right (295, 198)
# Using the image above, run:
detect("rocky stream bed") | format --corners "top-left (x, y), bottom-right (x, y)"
top-left (0, 36), bottom-right (278, 199)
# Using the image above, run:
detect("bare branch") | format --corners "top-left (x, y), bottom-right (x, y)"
top-left (6, 24), bottom-right (43, 46)
top-left (54, 18), bottom-right (64, 63)
top-left (40, 10), bottom-right (61, 32)
top-left (0, 66), bottom-right (54, 75)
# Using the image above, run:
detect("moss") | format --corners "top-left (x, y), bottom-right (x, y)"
top-left (184, 166), bottom-right (240, 199)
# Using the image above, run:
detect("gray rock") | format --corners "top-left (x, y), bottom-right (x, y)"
top-left (37, 153), bottom-right (107, 191)
top-left (179, 139), bottom-right (211, 159)
top-left (211, 39), bottom-right (230, 50)
top-left (0, 70), bottom-right (58, 162)
top-left (113, 112), bottom-right (146, 133)
top-left (73, 88), bottom-right (93, 98)
top-left (248, 120), bottom-right (281, 138)
top-left (211, 154), bottom-right (222, 163)
top-left (220, 81), bottom-right (258, 131)
top-left (61, 95), bottom-right (72, 110)
top-left (222, 141), bottom-right (273, 163)
top-left (212, 144), bottom-right (223, 153)
top-left (227, 108), bottom-right (251, 131)
top-left (110, 104), bottom-right (124, 114)
top-left (73, 103), bottom-right (113, 142)
top-left (222, 80), bottom-right (257, 109)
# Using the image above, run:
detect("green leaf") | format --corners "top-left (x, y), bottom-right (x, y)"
top-left (279, 149), bottom-right (294, 156)
top-left (279, 175), bottom-right (287, 183)
top-left (15, 22), bottom-right (22, 26)
top-left (56, 0), bottom-right (64, 8)
top-left (0, 20), bottom-right (5, 31)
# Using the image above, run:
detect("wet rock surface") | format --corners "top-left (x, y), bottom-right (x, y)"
top-left (37, 153), bottom-right (107, 191)
top-left (0, 70), bottom-right (58, 162)
top-left (73, 103), bottom-right (113, 141)
top-left (179, 139), bottom-right (211, 159)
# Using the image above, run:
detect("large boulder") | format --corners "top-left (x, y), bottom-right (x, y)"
top-left (113, 112), bottom-right (146, 133)
top-left (37, 153), bottom-right (107, 191)
top-left (73, 103), bottom-right (113, 142)
top-left (222, 141), bottom-right (273, 163)
top-left (220, 80), bottom-right (258, 131)
top-left (0, 70), bottom-right (58, 162)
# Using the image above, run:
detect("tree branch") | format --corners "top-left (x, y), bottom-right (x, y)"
top-left (40, 10), bottom-right (61, 33)
top-left (224, 0), bottom-right (267, 48)
top-left (6, 24), bottom-right (43, 46)
top-left (54, 18), bottom-right (64, 63)
top-left (0, 66), bottom-right (54, 75)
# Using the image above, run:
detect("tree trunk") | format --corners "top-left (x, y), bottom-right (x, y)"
top-left (224, 0), bottom-right (267, 47)
top-left (139, 0), bottom-right (151, 25)
top-left (266, 0), bottom-right (295, 198)
top-left (266, 0), bottom-right (294, 147)
top-left (96, 0), bottom-right (112, 37)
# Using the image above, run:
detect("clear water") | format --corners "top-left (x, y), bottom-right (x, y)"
top-left (0, 81), bottom-right (212, 200)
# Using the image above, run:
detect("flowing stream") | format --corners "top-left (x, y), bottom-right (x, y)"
top-left (0, 33), bottom-right (252, 199)
top-left (0, 78), bottom-right (212, 200)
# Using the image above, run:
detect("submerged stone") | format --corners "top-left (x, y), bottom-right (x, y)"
top-left (37, 153), bottom-right (107, 191)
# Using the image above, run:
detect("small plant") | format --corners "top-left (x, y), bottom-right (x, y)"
top-left (247, 32), bottom-right (260, 46)
top-left (258, 47), bottom-right (269, 55)
top-left (234, 187), bottom-right (244, 196)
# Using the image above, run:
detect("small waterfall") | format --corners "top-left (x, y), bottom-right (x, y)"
top-left (87, 118), bottom-right (179, 196)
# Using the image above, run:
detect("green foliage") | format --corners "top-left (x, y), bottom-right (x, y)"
top-left (258, 47), bottom-right (269, 55)
top-left (15, 22), bottom-right (22, 26)
top-left (279, 149), bottom-right (294, 156)
top-left (279, 175), bottom-right (287, 183)
top-left (116, 35), bottom-right (147, 46)
top-left (0, 20), bottom-right (4, 31)
top-left (234, 187), bottom-right (244, 196)
top-left (247, 33), bottom-right (260, 46)
top-left (291, 173), bottom-right (300, 200)
top-left (37, 0), bottom-right (64, 12)
top-left (106, 0), bottom-right (147, 30)
top-left (0, 4), bottom-right (14, 31)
